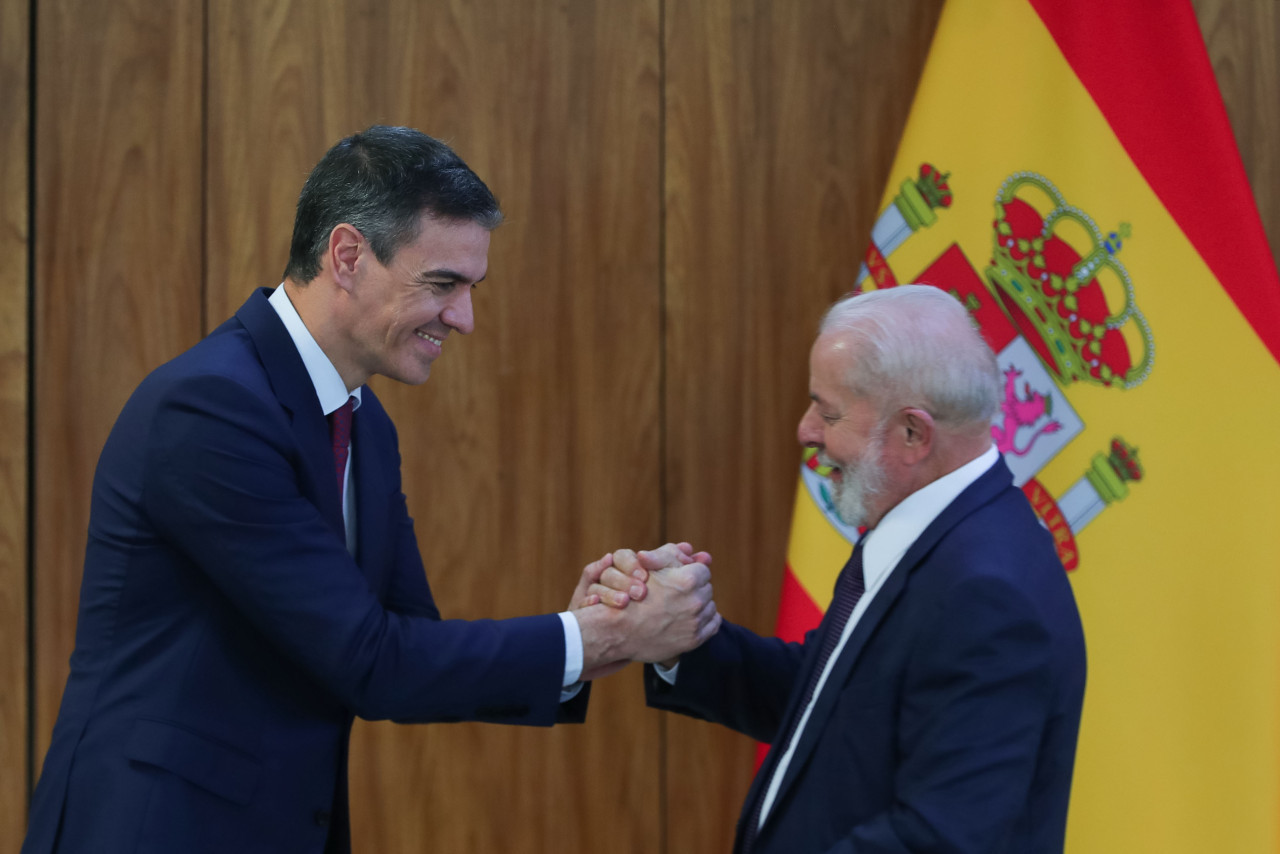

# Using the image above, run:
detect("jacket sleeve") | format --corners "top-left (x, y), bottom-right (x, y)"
top-left (142, 372), bottom-right (568, 727)
top-left (645, 620), bottom-right (811, 744)
top-left (369, 399), bottom-right (590, 725)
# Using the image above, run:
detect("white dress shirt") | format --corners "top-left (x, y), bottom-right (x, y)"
top-left (267, 285), bottom-right (585, 691)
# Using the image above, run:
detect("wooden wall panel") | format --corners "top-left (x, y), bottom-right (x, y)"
top-left (660, 2), bottom-right (940, 850)
top-left (1193, 0), bottom-right (1280, 267)
top-left (32, 0), bottom-right (204, 763)
top-left (206, 2), bottom-right (663, 852)
top-left (0, 0), bottom-right (28, 848)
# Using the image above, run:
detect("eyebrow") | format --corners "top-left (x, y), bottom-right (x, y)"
top-left (416, 268), bottom-right (487, 285)
top-left (809, 391), bottom-right (842, 414)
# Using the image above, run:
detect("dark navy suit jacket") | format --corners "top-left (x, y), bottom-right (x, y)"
top-left (647, 458), bottom-right (1086, 853)
top-left (25, 289), bottom-right (586, 854)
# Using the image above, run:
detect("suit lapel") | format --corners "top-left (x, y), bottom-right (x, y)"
top-left (761, 458), bottom-right (1018, 830)
top-left (235, 288), bottom-right (346, 540)
top-left (351, 399), bottom-right (390, 588)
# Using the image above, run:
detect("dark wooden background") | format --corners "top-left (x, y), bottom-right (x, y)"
top-left (2, 1), bottom-right (1275, 852)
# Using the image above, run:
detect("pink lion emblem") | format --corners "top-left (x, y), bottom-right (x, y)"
top-left (991, 367), bottom-right (1062, 457)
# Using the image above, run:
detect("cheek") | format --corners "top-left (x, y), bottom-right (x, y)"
top-left (382, 303), bottom-right (417, 337)
top-left (402, 297), bottom-right (444, 328)
top-left (821, 428), bottom-right (846, 456)
top-left (831, 436), bottom-right (866, 470)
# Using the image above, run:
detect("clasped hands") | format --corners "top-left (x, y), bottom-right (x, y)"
top-left (569, 543), bottom-right (721, 681)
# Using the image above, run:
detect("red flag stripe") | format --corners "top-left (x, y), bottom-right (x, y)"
top-left (773, 563), bottom-right (824, 642)
top-left (1029, 0), bottom-right (1280, 365)
top-left (757, 563), bottom-right (824, 769)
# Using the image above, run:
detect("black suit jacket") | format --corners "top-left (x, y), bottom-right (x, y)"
top-left (648, 458), bottom-right (1086, 853)
top-left (25, 289), bottom-right (587, 854)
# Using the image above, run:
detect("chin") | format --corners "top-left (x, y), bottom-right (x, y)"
top-left (384, 365), bottom-right (433, 386)
top-left (405, 369), bottom-right (433, 385)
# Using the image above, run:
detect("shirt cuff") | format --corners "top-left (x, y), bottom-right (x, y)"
top-left (559, 611), bottom-right (583, 688)
top-left (654, 660), bottom-right (679, 685)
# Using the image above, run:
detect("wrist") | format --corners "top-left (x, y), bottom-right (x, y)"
top-left (574, 604), bottom-right (629, 672)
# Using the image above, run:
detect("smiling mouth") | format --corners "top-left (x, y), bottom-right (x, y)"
top-left (415, 330), bottom-right (443, 346)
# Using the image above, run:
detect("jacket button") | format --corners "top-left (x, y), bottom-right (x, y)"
top-left (314, 809), bottom-right (331, 827)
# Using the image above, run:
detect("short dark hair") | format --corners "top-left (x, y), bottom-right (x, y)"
top-left (283, 126), bottom-right (502, 283)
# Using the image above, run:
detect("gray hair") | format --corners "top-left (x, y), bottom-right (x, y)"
top-left (819, 285), bottom-right (1000, 429)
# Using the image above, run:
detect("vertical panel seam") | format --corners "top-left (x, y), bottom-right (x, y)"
top-left (656, 1), bottom-right (669, 853)
top-left (656, 5), bottom-right (668, 553)
top-left (200, 0), bottom-right (209, 336)
top-left (25, 0), bottom-right (38, 809)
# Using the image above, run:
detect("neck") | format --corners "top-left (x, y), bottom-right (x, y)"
top-left (925, 430), bottom-right (992, 483)
top-left (282, 278), bottom-right (366, 392)
top-left (889, 429), bottom-right (991, 513)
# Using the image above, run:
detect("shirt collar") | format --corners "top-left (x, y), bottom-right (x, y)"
top-left (860, 444), bottom-right (1000, 589)
top-left (268, 284), bottom-right (362, 416)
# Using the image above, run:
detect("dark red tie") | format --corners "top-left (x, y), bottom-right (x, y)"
top-left (741, 539), bottom-right (867, 852)
top-left (328, 397), bottom-right (355, 497)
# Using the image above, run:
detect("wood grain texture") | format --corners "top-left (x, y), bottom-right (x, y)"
top-left (32, 0), bottom-right (204, 763)
top-left (1192, 0), bottom-right (1280, 269)
top-left (206, 1), bottom-right (663, 851)
top-left (0, 0), bottom-right (28, 847)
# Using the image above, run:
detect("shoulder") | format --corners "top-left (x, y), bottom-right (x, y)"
top-left (944, 479), bottom-right (1060, 573)
top-left (104, 315), bottom-right (296, 462)
top-left (124, 327), bottom-right (272, 416)
top-left (908, 482), bottom-right (1080, 626)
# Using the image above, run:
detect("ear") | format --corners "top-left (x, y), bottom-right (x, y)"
top-left (325, 224), bottom-right (365, 293)
top-left (896, 407), bottom-right (935, 464)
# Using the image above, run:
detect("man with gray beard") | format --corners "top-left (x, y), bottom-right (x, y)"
top-left (599, 285), bottom-right (1087, 853)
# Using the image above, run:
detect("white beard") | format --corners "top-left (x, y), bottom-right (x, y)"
top-left (819, 432), bottom-right (886, 529)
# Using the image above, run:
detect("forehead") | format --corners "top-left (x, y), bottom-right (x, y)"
top-left (810, 334), bottom-right (885, 432)
top-left (809, 333), bottom-right (857, 392)
top-left (392, 214), bottom-right (491, 282)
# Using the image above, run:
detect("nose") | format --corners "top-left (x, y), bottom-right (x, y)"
top-left (797, 403), bottom-right (822, 448)
top-left (442, 286), bottom-right (475, 335)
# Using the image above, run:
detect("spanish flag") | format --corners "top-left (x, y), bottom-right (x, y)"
top-left (774, 0), bottom-right (1280, 849)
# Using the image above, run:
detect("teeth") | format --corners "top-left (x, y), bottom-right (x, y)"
top-left (416, 331), bottom-right (442, 346)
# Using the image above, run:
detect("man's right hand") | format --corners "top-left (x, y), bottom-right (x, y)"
top-left (574, 548), bottom-right (720, 679)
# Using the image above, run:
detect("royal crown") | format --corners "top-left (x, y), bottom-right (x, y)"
top-left (894, 163), bottom-right (953, 231)
top-left (1095, 436), bottom-right (1143, 496)
top-left (985, 172), bottom-right (1153, 389)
